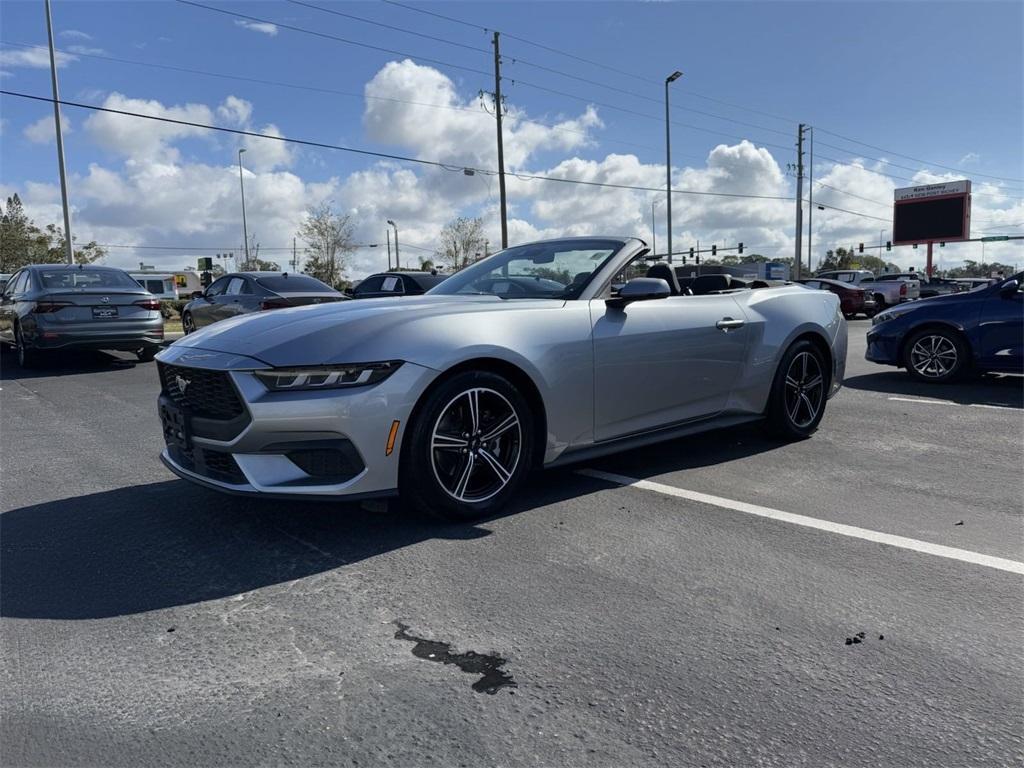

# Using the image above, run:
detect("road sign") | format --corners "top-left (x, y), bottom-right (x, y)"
top-left (981, 235), bottom-right (1009, 242)
top-left (893, 179), bottom-right (971, 246)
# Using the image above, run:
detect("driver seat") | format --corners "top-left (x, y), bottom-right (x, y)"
top-left (645, 263), bottom-right (681, 296)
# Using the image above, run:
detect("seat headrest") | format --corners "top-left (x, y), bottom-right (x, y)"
top-left (691, 274), bottom-right (733, 295)
top-left (645, 263), bottom-right (680, 295)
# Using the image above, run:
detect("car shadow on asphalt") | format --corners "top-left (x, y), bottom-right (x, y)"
top-left (0, 471), bottom-right (606, 621)
top-left (843, 370), bottom-right (1023, 408)
top-left (0, 347), bottom-right (144, 380)
top-left (581, 422), bottom-right (788, 482)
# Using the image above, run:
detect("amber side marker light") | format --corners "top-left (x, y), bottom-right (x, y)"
top-left (386, 420), bottom-right (400, 456)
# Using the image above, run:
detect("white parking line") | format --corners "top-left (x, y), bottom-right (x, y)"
top-left (578, 469), bottom-right (1024, 575)
top-left (888, 396), bottom-right (955, 406)
top-left (888, 396), bottom-right (1017, 411)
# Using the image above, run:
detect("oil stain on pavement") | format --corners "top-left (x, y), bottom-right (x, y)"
top-left (393, 622), bottom-right (517, 694)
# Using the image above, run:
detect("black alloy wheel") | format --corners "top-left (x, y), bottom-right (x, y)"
top-left (401, 370), bottom-right (534, 522)
top-left (765, 339), bottom-right (829, 439)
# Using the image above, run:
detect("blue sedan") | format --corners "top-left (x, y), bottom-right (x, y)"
top-left (866, 272), bottom-right (1023, 382)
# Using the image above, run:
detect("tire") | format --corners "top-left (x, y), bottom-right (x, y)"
top-left (764, 339), bottom-right (829, 440)
top-left (874, 294), bottom-right (887, 311)
top-left (15, 323), bottom-right (42, 369)
top-left (902, 328), bottom-right (967, 383)
top-left (843, 312), bottom-right (857, 320)
top-left (182, 311), bottom-right (196, 335)
top-left (137, 346), bottom-right (158, 362)
top-left (400, 370), bottom-right (534, 522)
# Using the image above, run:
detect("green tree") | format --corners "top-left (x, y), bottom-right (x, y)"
top-left (0, 194), bottom-right (105, 270)
top-left (296, 202), bottom-right (355, 287)
top-left (242, 257), bottom-right (280, 271)
top-left (436, 216), bottom-right (486, 272)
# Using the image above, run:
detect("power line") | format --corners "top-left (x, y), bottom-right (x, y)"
top-left (379, 0), bottom-right (800, 127)
top-left (175, 0), bottom-right (492, 78)
top-left (0, 89), bottom-right (797, 201)
top-left (381, 0), bottom-right (1024, 186)
top-left (816, 127), bottom-right (1024, 184)
top-left (0, 40), bottom-right (662, 155)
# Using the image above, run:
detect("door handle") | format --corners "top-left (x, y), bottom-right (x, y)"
top-left (716, 317), bottom-right (745, 331)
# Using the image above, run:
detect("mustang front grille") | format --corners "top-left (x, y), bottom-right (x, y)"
top-left (158, 363), bottom-right (245, 420)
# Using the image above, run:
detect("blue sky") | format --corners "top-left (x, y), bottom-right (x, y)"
top-left (1, 0), bottom-right (1021, 275)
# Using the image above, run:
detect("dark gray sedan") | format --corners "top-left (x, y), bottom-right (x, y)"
top-left (181, 272), bottom-right (344, 334)
top-left (0, 264), bottom-right (165, 367)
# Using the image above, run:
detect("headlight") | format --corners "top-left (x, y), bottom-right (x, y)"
top-left (871, 305), bottom-right (916, 326)
top-left (254, 361), bottom-right (403, 391)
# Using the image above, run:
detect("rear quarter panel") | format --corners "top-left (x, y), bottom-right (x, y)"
top-left (726, 286), bottom-right (845, 414)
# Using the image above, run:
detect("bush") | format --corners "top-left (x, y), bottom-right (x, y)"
top-left (161, 300), bottom-right (189, 319)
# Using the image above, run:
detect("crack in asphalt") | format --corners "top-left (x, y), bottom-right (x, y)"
top-left (393, 622), bottom-right (517, 695)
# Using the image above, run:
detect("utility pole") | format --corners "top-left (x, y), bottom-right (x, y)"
top-left (237, 148), bottom-right (250, 265)
top-left (387, 220), bottom-right (399, 269)
top-left (806, 126), bottom-right (814, 275)
top-left (292, 238), bottom-right (298, 272)
top-left (492, 32), bottom-right (509, 249)
top-left (45, 0), bottom-right (73, 264)
top-left (664, 71), bottom-right (683, 264)
top-left (794, 124), bottom-right (808, 279)
top-left (386, 229), bottom-right (392, 270)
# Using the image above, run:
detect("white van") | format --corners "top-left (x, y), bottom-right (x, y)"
top-left (130, 273), bottom-right (179, 300)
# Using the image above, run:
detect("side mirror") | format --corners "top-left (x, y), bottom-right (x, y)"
top-left (606, 277), bottom-right (671, 309)
top-left (999, 279), bottom-right (1020, 297)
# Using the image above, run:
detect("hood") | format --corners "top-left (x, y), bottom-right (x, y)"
top-left (171, 294), bottom-right (564, 367)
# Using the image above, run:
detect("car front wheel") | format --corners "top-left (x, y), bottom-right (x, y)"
top-left (765, 339), bottom-right (829, 439)
top-left (902, 328), bottom-right (967, 383)
top-left (401, 370), bottom-right (534, 522)
top-left (182, 311), bottom-right (196, 334)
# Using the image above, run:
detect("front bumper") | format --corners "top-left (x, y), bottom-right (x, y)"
top-left (155, 346), bottom-right (439, 498)
top-left (865, 328), bottom-right (901, 366)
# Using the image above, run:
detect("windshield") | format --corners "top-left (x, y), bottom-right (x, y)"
top-left (256, 275), bottom-right (337, 293)
top-left (428, 239), bottom-right (625, 299)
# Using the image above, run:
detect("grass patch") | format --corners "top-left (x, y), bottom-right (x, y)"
top-left (164, 320), bottom-right (183, 335)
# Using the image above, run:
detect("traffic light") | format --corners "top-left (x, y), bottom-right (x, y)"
top-left (738, 242), bottom-right (744, 254)
top-left (197, 256), bottom-right (213, 270)
top-left (689, 247), bottom-right (694, 260)
top-left (886, 241), bottom-right (892, 251)
top-left (711, 245), bottom-right (717, 256)
top-left (913, 244), bottom-right (918, 249)
top-left (940, 242), bottom-right (946, 247)
top-left (858, 243), bottom-right (864, 253)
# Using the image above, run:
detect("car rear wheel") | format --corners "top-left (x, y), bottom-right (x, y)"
top-left (401, 370), bottom-right (534, 522)
top-left (182, 311), bottom-right (196, 335)
top-left (902, 328), bottom-right (967, 383)
top-left (15, 324), bottom-right (42, 369)
top-left (874, 294), bottom-right (887, 311)
top-left (136, 346), bottom-right (158, 362)
top-left (764, 339), bottom-right (828, 440)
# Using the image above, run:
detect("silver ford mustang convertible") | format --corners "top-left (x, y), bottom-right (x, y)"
top-left (156, 237), bottom-right (846, 520)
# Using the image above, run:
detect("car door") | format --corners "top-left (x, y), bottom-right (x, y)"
top-left (975, 281), bottom-right (1024, 371)
top-left (589, 293), bottom-right (751, 441)
top-left (353, 275), bottom-right (385, 299)
top-left (221, 276), bottom-right (252, 318)
top-left (191, 276), bottom-right (229, 328)
top-left (0, 270), bottom-right (26, 342)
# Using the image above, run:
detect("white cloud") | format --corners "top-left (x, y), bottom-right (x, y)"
top-left (23, 114), bottom-right (73, 144)
top-left (3, 61), bottom-right (1020, 278)
top-left (67, 45), bottom-right (106, 56)
top-left (59, 30), bottom-right (93, 40)
top-left (234, 20), bottom-right (278, 36)
top-left (959, 152), bottom-right (980, 165)
top-left (0, 47), bottom-right (75, 69)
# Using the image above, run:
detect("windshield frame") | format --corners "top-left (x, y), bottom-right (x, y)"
top-left (427, 238), bottom-right (632, 301)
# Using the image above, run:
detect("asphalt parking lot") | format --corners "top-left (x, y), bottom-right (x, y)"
top-left (2, 319), bottom-right (1022, 767)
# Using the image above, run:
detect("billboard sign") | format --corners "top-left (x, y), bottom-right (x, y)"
top-left (892, 180), bottom-right (971, 245)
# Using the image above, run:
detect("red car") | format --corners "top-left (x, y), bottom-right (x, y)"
top-left (796, 278), bottom-right (878, 319)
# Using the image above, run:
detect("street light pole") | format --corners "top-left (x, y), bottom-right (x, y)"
top-left (651, 199), bottom-right (658, 257)
top-left (664, 70), bottom-right (682, 264)
top-left (387, 219), bottom-right (399, 269)
top-left (45, 0), bottom-right (73, 264)
top-left (237, 148), bottom-right (250, 267)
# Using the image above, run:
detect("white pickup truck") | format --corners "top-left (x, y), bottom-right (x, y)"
top-left (817, 269), bottom-right (920, 310)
